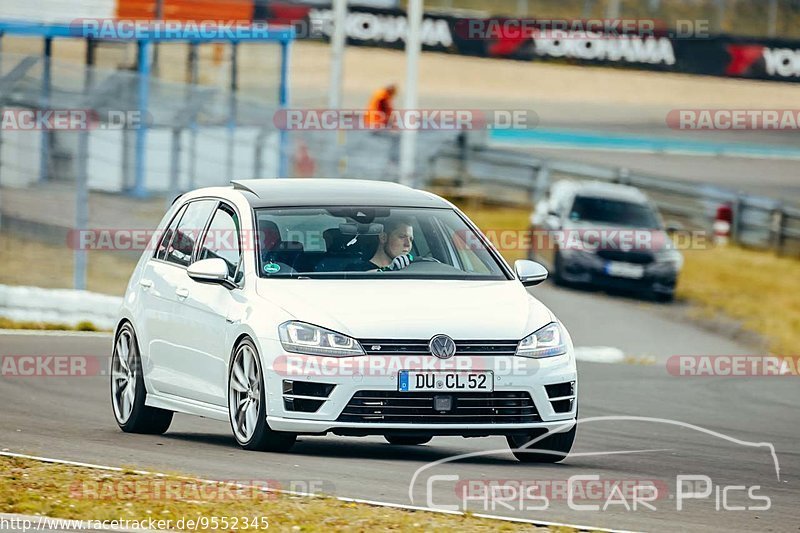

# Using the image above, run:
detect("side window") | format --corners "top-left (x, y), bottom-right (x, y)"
top-left (198, 204), bottom-right (242, 282)
top-left (165, 200), bottom-right (216, 267)
top-left (155, 204), bottom-right (187, 261)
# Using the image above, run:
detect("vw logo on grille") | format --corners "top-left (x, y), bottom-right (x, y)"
top-left (429, 334), bottom-right (456, 359)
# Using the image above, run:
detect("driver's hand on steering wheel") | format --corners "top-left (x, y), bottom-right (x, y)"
top-left (382, 253), bottom-right (414, 271)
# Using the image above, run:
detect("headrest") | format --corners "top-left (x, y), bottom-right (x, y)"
top-left (259, 220), bottom-right (282, 251)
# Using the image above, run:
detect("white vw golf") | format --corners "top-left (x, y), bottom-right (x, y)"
top-left (111, 179), bottom-right (578, 462)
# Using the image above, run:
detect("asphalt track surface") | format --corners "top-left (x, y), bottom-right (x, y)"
top-left (1, 284), bottom-right (797, 532)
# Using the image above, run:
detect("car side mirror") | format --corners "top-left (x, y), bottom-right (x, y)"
top-left (187, 258), bottom-right (235, 289)
top-left (514, 260), bottom-right (548, 287)
top-left (546, 212), bottom-right (561, 228)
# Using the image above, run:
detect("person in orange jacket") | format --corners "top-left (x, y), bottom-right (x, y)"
top-left (365, 84), bottom-right (397, 129)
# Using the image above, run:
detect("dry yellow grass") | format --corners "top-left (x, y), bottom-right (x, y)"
top-left (678, 246), bottom-right (800, 355)
top-left (0, 456), bottom-right (556, 532)
top-left (0, 233), bottom-right (136, 296)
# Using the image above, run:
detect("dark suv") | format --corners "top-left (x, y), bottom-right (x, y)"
top-left (529, 181), bottom-right (682, 302)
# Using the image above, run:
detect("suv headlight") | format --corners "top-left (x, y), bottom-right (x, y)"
top-left (655, 248), bottom-right (684, 269)
top-left (516, 322), bottom-right (567, 359)
top-left (279, 321), bottom-right (365, 357)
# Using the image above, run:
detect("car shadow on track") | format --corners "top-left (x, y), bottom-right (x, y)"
top-left (160, 432), bottom-right (586, 468)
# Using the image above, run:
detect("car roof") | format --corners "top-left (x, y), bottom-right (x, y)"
top-left (230, 178), bottom-right (451, 209)
top-left (571, 181), bottom-right (649, 204)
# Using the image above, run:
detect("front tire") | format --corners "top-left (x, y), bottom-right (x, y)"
top-left (653, 291), bottom-right (675, 303)
top-left (506, 424), bottom-right (576, 463)
top-left (385, 436), bottom-right (432, 446)
top-left (110, 323), bottom-right (173, 434)
top-left (551, 250), bottom-right (566, 286)
top-left (228, 338), bottom-right (296, 452)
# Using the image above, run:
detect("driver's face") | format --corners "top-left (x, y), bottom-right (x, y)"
top-left (384, 225), bottom-right (413, 259)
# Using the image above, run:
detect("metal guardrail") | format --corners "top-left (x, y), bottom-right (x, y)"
top-left (428, 143), bottom-right (800, 257)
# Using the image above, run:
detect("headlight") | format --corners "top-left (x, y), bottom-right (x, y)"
top-left (655, 248), bottom-right (684, 269)
top-left (279, 321), bottom-right (365, 357)
top-left (516, 322), bottom-right (568, 359)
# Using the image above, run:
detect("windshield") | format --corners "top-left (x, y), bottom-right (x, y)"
top-left (569, 196), bottom-right (661, 229)
top-left (255, 207), bottom-right (509, 280)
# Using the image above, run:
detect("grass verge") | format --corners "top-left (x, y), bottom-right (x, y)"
top-left (679, 246), bottom-right (800, 355)
top-left (0, 456), bottom-right (559, 532)
top-left (0, 232), bottom-right (137, 296)
top-left (0, 317), bottom-right (103, 332)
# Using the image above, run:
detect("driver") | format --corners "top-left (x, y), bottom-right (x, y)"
top-left (349, 218), bottom-right (415, 271)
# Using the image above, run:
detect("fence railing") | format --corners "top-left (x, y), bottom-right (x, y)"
top-left (428, 142), bottom-right (800, 257)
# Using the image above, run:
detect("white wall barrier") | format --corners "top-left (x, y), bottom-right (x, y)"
top-left (0, 284), bottom-right (122, 329)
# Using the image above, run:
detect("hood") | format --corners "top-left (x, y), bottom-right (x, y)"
top-left (256, 278), bottom-right (553, 340)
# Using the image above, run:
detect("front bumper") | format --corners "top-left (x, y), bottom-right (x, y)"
top-left (260, 338), bottom-right (577, 435)
top-left (267, 417), bottom-right (577, 436)
top-left (560, 249), bottom-right (678, 294)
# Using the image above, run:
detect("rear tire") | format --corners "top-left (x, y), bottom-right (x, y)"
top-left (111, 323), bottom-right (173, 435)
top-left (506, 424), bottom-right (576, 463)
top-left (384, 436), bottom-right (432, 446)
top-left (228, 338), bottom-right (296, 452)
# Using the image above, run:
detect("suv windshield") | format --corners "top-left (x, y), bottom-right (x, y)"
top-left (569, 196), bottom-right (661, 228)
top-left (255, 207), bottom-right (508, 280)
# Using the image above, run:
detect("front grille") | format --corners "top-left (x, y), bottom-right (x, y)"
top-left (596, 250), bottom-right (654, 264)
top-left (337, 391), bottom-right (539, 424)
top-left (359, 339), bottom-right (519, 356)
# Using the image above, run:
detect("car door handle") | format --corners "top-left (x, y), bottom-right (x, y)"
top-left (139, 279), bottom-right (153, 289)
top-left (176, 288), bottom-right (189, 299)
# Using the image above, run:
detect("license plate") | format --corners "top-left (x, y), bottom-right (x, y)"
top-left (604, 261), bottom-right (644, 279)
top-left (398, 371), bottom-right (494, 392)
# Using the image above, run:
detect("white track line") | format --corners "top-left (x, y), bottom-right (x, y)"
top-left (0, 451), bottom-right (638, 533)
top-left (574, 346), bottom-right (626, 364)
